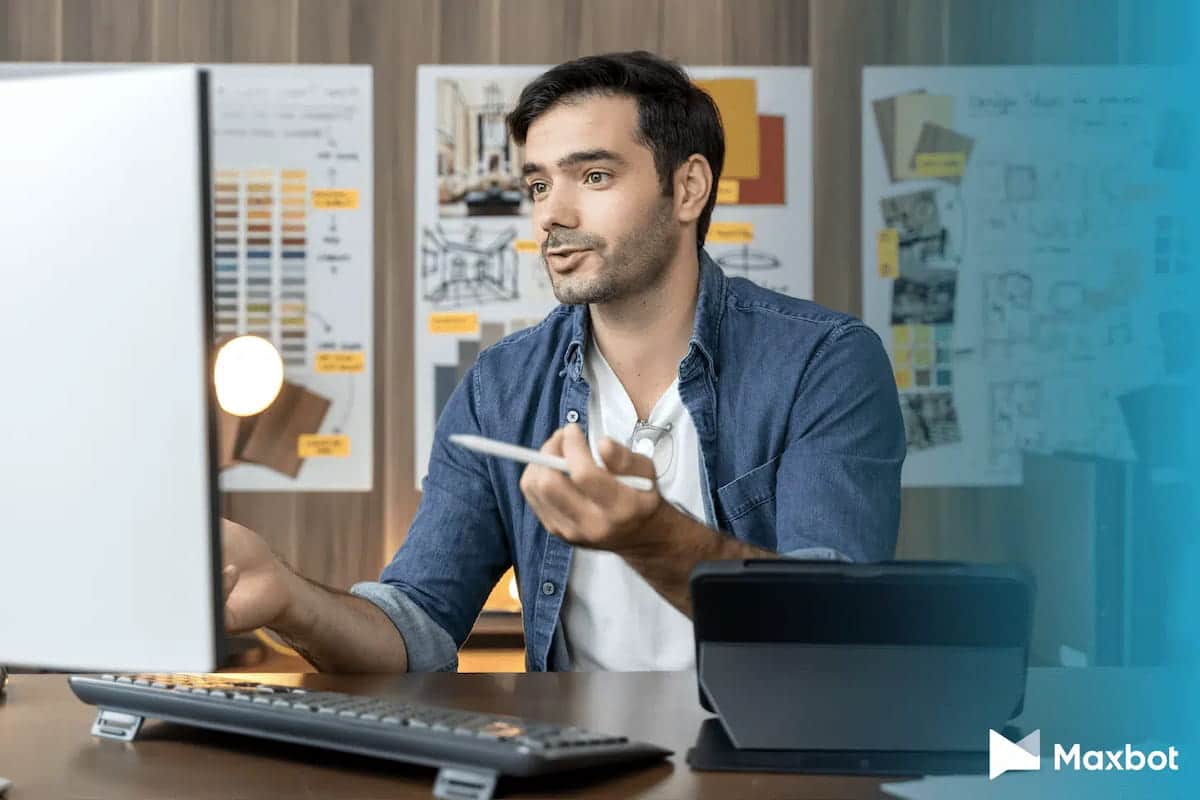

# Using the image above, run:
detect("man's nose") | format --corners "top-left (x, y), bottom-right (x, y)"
top-left (536, 185), bottom-right (579, 234)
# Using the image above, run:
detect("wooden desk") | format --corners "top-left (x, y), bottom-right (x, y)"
top-left (0, 671), bottom-right (892, 799)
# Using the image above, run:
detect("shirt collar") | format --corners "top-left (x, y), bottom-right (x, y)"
top-left (563, 249), bottom-right (726, 382)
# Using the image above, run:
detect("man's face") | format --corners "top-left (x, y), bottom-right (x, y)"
top-left (522, 94), bottom-right (679, 305)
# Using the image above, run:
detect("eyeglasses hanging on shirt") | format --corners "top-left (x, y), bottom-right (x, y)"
top-left (628, 420), bottom-right (674, 481)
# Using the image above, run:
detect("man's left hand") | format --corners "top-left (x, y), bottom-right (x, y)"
top-left (518, 422), bottom-right (669, 554)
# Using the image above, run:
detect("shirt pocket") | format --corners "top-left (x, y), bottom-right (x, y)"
top-left (714, 456), bottom-right (780, 550)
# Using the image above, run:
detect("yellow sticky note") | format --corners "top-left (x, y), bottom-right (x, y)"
top-left (695, 79), bottom-right (760, 179)
top-left (429, 312), bottom-right (479, 335)
top-left (514, 239), bottom-right (540, 253)
top-left (716, 178), bottom-right (740, 205)
top-left (894, 369), bottom-right (913, 390)
top-left (877, 228), bottom-right (900, 279)
top-left (312, 189), bottom-right (359, 210)
top-left (913, 346), bottom-right (934, 368)
top-left (706, 222), bottom-right (754, 245)
top-left (281, 169), bottom-right (307, 180)
top-left (892, 324), bottom-right (913, 347)
top-left (298, 434), bottom-right (350, 458)
top-left (914, 325), bottom-right (934, 345)
top-left (914, 152), bottom-right (967, 178)
top-left (315, 351), bottom-right (366, 373)
top-left (893, 347), bottom-right (912, 366)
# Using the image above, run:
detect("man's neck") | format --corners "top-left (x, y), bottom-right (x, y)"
top-left (588, 244), bottom-right (700, 420)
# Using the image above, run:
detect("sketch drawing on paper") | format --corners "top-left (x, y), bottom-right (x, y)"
top-left (714, 245), bottom-right (782, 275)
top-left (989, 380), bottom-right (1044, 473)
top-left (900, 392), bottom-right (962, 450)
top-left (983, 271), bottom-right (1034, 351)
top-left (422, 223), bottom-right (519, 306)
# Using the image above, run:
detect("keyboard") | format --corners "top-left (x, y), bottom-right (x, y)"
top-left (69, 673), bottom-right (671, 800)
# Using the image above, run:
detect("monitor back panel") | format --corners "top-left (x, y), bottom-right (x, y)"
top-left (0, 68), bottom-right (220, 672)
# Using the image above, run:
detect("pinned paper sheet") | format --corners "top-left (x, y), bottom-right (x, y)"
top-left (707, 222), bottom-right (755, 244)
top-left (513, 239), bottom-right (540, 253)
top-left (695, 78), bottom-right (760, 179)
top-left (716, 178), bottom-right (740, 204)
top-left (298, 434), bottom-right (351, 458)
top-left (893, 93), bottom-right (953, 181)
top-left (737, 115), bottom-right (786, 204)
top-left (912, 122), bottom-right (974, 183)
top-left (877, 228), bottom-right (900, 278)
top-left (428, 312), bottom-right (479, 335)
top-left (315, 351), bottom-right (366, 373)
top-left (312, 189), bottom-right (359, 209)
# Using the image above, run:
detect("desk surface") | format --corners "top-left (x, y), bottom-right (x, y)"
top-left (0, 670), bottom-right (893, 799)
top-left (0, 667), bottom-right (1177, 799)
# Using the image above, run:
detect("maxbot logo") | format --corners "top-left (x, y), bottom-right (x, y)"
top-left (989, 729), bottom-right (1181, 780)
top-left (989, 729), bottom-right (1041, 779)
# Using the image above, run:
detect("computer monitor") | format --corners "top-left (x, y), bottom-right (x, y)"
top-left (0, 67), bottom-right (222, 672)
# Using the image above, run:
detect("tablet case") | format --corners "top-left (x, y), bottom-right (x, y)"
top-left (687, 560), bottom-right (1033, 771)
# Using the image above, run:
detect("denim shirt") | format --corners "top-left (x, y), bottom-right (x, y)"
top-left (351, 251), bottom-right (905, 672)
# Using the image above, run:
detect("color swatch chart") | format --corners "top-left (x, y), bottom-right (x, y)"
top-left (212, 168), bottom-right (310, 369)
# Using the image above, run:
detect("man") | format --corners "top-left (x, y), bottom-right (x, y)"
top-left (222, 51), bottom-right (905, 672)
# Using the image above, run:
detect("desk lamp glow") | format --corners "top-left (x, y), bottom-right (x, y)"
top-left (214, 335), bottom-right (284, 416)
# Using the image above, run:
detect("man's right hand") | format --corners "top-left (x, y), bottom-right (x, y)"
top-left (218, 518), bottom-right (411, 672)
top-left (221, 518), bottom-right (297, 636)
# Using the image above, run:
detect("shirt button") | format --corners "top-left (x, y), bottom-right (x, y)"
top-left (565, 409), bottom-right (580, 424)
top-left (541, 581), bottom-right (556, 596)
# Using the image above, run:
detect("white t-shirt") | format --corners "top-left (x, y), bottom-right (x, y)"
top-left (561, 339), bottom-right (703, 671)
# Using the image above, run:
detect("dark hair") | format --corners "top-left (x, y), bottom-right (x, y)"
top-left (507, 51), bottom-right (725, 248)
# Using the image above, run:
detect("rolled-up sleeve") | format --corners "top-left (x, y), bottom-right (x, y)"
top-left (354, 363), bottom-right (511, 671)
top-left (775, 323), bottom-right (905, 562)
top-left (349, 581), bottom-right (461, 672)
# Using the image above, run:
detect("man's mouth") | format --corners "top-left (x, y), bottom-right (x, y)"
top-left (545, 248), bottom-right (592, 273)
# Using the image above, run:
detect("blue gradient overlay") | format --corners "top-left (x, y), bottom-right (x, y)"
top-left (971, 2), bottom-right (1198, 796)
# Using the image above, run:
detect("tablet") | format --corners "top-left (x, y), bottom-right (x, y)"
top-left (689, 560), bottom-right (1033, 758)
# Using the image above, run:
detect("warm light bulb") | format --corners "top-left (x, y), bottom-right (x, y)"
top-left (214, 335), bottom-right (284, 416)
top-left (507, 575), bottom-right (520, 603)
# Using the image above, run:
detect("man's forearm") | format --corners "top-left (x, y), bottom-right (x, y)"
top-left (620, 504), bottom-right (777, 617)
top-left (271, 570), bottom-right (410, 672)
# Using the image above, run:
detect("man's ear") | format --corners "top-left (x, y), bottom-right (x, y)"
top-left (673, 154), bottom-right (713, 227)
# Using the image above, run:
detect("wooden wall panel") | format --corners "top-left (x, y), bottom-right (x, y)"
top-left (297, 0), bottom-right (350, 64)
top-left (1, 0), bottom-right (60, 59)
top-left (576, 0), bottom-right (662, 54)
top-left (727, 0), bottom-right (808, 65)
top-left (0, 0), bottom-right (1179, 586)
top-left (61, 0), bottom-right (153, 60)
top-left (659, 0), bottom-right (726, 62)
top-left (152, 0), bottom-right (233, 62)
top-left (227, 0), bottom-right (295, 63)
top-left (370, 0), bottom-right (438, 563)
top-left (497, 0), bottom-right (578, 64)
top-left (439, 0), bottom-right (499, 63)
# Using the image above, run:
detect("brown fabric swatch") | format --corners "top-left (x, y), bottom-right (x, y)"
top-left (235, 381), bottom-right (331, 478)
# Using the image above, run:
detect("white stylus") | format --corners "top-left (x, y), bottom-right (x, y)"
top-left (449, 434), bottom-right (655, 492)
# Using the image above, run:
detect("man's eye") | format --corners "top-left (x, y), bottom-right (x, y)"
top-left (585, 171), bottom-right (609, 185)
top-left (528, 181), bottom-right (548, 198)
